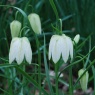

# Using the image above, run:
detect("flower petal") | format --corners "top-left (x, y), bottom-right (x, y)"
top-left (61, 36), bottom-right (69, 63)
top-left (52, 36), bottom-right (61, 63)
top-left (16, 38), bottom-right (24, 64)
top-left (48, 35), bottom-right (59, 60)
top-left (55, 37), bottom-right (63, 62)
top-left (48, 36), bottom-right (56, 60)
top-left (66, 37), bottom-right (73, 60)
top-left (22, 37), bottom-right (32, 64)
top-left (9, 38), bottom-right (20, 64)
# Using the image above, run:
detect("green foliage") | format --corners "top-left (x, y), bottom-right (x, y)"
top-left (0, 0), bottom-right (95, 95)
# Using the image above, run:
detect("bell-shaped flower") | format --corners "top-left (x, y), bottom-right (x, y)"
top-left (78, 69), bottom-right (89, 92)
top-left (73, 34), bottom-right (80, 45)
top-left (28, 13), bottom-right (41, 34)
top-left (49, 34), bottom-right (73, 63)
top-left (9, 37), bottom-right (32, 64)
top-left (10, 20), bottom-right (21, 38)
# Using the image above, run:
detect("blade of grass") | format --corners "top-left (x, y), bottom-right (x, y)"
top-left (58, 45), bottom-right (95, 78)
top-left (49, 0), bottom-right (59, 20)
top-left (0, 5), bottom-right (28, 21)
top-left (76, 33), bottom-right (92, 50)
top-left (84, 36), bottom-right (91, 68)
top-left (35, 34), bottom-right (42, 95)
top-left (15, 66), bottom-right (49, 95)
top-left (0, 88), bottom-right (10, 95)
top-left (92, 66), bottom-right (95, 94)
top-left (69, 65), bottom-right (73, 95)
top-left (43, 34), bottom-right (54, 95)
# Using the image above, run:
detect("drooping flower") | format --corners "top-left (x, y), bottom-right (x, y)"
top-left (9, 37), bottom-right (32, 64)
top-left (28, 13), bottom-right (41, 34)
top-left (73, 34), bottom-right (80, 44)
top-left (78, 69), bottom-right (89, 91)
top-left (10, 20), bottom-right (21, 38)
top-left (49, 34), bottom-right (73, 63)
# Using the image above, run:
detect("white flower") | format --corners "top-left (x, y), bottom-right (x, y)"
top-left (78, 69), bottom-right (89, 91)
top-left (73, 34), bottom-right (80, 44)
top-left (28, 13), bottom-right (41, 34)
top-left (10, 20), bottom-right (21, 38)
top-left (9, 37), bottom-right (32, 64)
top-left (49, 34), bottom-right (73, 63)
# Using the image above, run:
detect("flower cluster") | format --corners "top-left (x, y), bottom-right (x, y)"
top-left (8, 11), bottom-right (85, 93)
top-left (9, 13), bottom-right (80, 69)
top-left (9, 13), bottom-right (41, 65)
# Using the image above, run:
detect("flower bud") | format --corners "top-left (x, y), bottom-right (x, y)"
top-left (73, 34), bottom-right (80, 44)
top-left (78, 69), bottom-right (89, 91)
top-left (28, 13), bottom-right (41, 34)
top-left (10, 20), bottom-right (21, 38)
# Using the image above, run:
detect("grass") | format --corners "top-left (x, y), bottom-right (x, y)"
top-left (0, 0), bottom-right (95, 95)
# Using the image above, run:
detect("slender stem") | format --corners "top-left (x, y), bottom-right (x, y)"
top-left (7, 68), bottom-right (13, 94)
top-left (55, 64), bottom-right (58, 95)
top-left (35, 35), bottom-right (41, 95)
top-left (19, 26), bottom-right (29, 37)
top-left (69, 66), bottom-right (73, 95)
top-left (84, 36), bottom-right (91, 68)
top-left (34, 61), bottom-right (37, 93)
top-left (59, 19), bottom-right (62, 34)
top-left (20, 65), bottom-right (25, 95)
top-left (3, 30), bottom-right (9, 52)
top-left (13, 68), bottom-right (16, 91)
top-left (22, 65), bottom-right (25, 82)
top-left (15, 11), bottom-right (19, 20)
top-left (23, 65), bottom-right (25, 93)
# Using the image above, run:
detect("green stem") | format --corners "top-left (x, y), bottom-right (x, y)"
top-left (12, 68), bottom-right (16, 91)
top-left (55, 64), bottom-right (58, 95)
top-left (69, 66), bottom-right (73, 95)
top-left (84, 36), bottom-right (91, 68)
top-left (15, 11), bottom-right (19, 20)
top-left (19, 26), bottom-right (29, 37)
top-left (3, 30), bottom-right (9, 52)
top-left (20, 65), bottom-right (25, 95)
top-left (35, 35), bottom-right (41, 95)
top-left (23, 65), bottom-right (25, 93)
top-left (59, 19), bottom-right (62, 32)
top-left (22, 65), bottom-right (25, 82)
top-left (58, 19), bottom-right (62, 34)
top-left (6, 68), bottom-right (13, 94)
